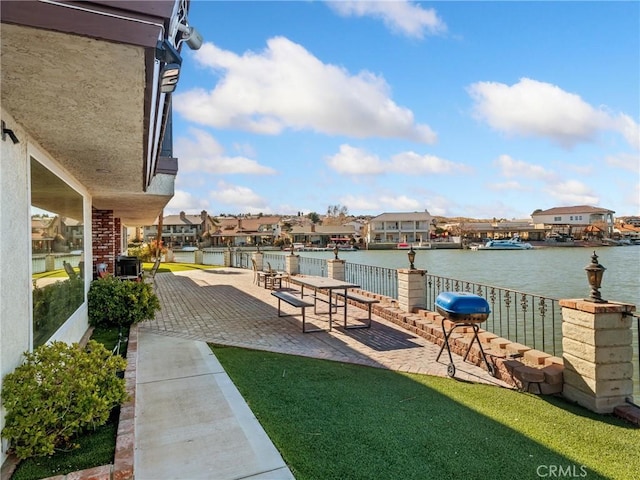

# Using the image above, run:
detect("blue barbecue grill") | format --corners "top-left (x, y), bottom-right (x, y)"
top-left (434, 292), bottom-right (495, 378)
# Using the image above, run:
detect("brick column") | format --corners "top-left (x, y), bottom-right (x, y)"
top-left (285, 252), bottom-right (299, 276)
top-left (560, 299), bottom-right (636, 413)
top-left (327, 259), bottom-right (345, 281)
top-left (92, 208), bottom-right (117, 275)
top-left (397, 269), bottom-right (426, 313)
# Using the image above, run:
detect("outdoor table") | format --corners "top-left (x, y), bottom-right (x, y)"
top-left (294, 276), bottom-right (359, 331)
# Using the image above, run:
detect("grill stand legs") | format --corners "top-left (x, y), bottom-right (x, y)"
top-left (435, 321), bottom-right (495, 378)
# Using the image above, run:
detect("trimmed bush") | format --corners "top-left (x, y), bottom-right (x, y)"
top-left (88, 276), bottom-right (160, 328)
top-left (1, 341), bottom-right (127, 460)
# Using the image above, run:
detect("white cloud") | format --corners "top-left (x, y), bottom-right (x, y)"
top-left (468, 78), bottom-right (639, 149)
top-left (325, 145), bottom-right (386, 174)
top-left (209, 181), bottom-right (268, 209)
top-left (175, 128), bottom-right (276, 175)
top-left (337, 193), bottom-right (422, 212)
top-left (174, 37), bottom-right (436, 143)
top-left (494, 154), bottom-right (556, 181)
top-left (545, 179), bottom-right (599, 206)
top-left (390, 151), bottom-right (472, 174)
top-left (326, 144), bottom-right (468, 176)
top-left (605, 152), bottom-right (640, 173)
top-left (164, 189), bottom-right (209, 214)
top-left (487, 180), bottom-right (529, 192)
top-left (326, 1), bottom-right (446, 38)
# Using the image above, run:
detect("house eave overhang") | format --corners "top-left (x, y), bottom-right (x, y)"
top-left (1, 0), bottom-right (188, 225)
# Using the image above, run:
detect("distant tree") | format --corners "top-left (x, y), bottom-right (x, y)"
top-left (325, 204), bottom-right (349, 226)
top-left (307, 212), bottom-right (321, 224)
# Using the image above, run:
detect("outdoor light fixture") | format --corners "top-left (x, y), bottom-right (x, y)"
top-left (1, 120), bottom-right (19, 144)
top-left (160, 63), bottom-right (181, 93)
top-left (290, 243), bottom-right (295, 256)
top-left (256, 242), bottom-right (261, 253)
top-left (177, 23), bottom-right (203, 50)
top-left (156, 39), bottom-right (182, 93)
top-left (333, 245), bottom-right (339, 260)
top-left (584, 251), bottom-right (607, 303)
top-left (408, 246), bottom-right (416, 270)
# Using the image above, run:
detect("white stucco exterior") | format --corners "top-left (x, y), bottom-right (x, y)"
top-left (0, 109), bottom-right (92, 464)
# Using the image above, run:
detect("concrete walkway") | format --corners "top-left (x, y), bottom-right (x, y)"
top-left (134, 267), bottom-right (511, 479)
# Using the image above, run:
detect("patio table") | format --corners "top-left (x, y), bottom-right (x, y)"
top-left (294, 276), bottom-right (359, 331)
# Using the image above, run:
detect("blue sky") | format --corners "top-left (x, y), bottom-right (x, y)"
top-left (167, 1), bottom-right (640, 219)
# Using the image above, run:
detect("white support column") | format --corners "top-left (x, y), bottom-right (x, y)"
top-left (397, 269), bottom-right (426, 313)
top-left (327, 259), bottom-right (345, 281)
top-left (285, 252), bottom-right (299, 276)
top-left (252, 252), bottom-right (264, 271)
top-left (560, 299), bottom-right (636, 413)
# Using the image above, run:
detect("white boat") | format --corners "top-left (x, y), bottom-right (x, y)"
top-left (477, 236), bottom-right (533, 250)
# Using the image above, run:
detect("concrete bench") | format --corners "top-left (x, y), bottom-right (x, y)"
top-left (271, 291), bottom-right (322, 333)
top-left (333, 291), bottom-right (380, 329)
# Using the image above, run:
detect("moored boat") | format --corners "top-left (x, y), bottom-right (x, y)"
top-left (477, 236), bottom-right (533, 250)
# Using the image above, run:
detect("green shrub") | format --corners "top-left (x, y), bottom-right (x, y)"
top-left (88, 276), bottom-right (160, 328)
top-left (1, 341), bottom-right (127, 460)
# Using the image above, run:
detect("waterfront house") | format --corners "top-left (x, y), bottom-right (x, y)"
top-left (144, 211), bottom-right (208, 249)
top-left (367, 211), bottom-right (433, 247)
top-left (531, 205), bottom-right (615, 238)
top-left (1, 0), bottom-right (199, 466)
top-left (206, 215), bottom-right (283, 247)
top-left (290, 224), bottom-right (359, 247)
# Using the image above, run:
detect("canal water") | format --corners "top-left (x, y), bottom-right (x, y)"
top-left (287, 245), bottom-right (639, 306)
top-left (274, 245), bottom-right (640, 401)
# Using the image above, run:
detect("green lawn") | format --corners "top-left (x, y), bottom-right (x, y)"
top-left (211, 345), bottom-right (638, 480)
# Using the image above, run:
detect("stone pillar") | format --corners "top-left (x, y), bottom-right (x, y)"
top-left (165, 248), bottom-right (174, 263)
top-left (223, 249), bottom-right (232, 267)
top-left (285, 253), bottom-right (299, 276)
top-left (195, 250), bottom-right (204, 265)
top-left (397, 269), bottom-right (426, 313)
top-left (45, 254), bottom-right (55, 272)
top-left (252, 252), bottom-right (264, 271)
top-left (327, 259), bottom-right (345, 281)
top-left (560, 299), bottom-right (636, 413)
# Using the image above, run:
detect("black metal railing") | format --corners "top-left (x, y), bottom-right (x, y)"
top-left (425, 274), bottom-right (561, 356)
top-left (298, 256), bottom-right (327, 277)
top-left (202, 250), bottom-right (224, 266)
top-left (233, 251), bottom-right (251, 269)
top-left (345, 263), bottom-right (398, 299)
top-left (263, 253), bottom-right (286, 272)
top-left (632, 313), bottom-right (640, 404)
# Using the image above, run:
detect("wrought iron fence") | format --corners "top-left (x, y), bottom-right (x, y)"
top-left (263, 253), bottom-right (286, 272)
top-left (632, 313), bottom-right (639, 404)
top-left (233, 251), bottom-right (251, 269)
top-left (299, 256), bottom-right (327, 277)
top-left (345, 262), bottom-right (398, 299)
top-left (425, 274), bottom-right (561, 356)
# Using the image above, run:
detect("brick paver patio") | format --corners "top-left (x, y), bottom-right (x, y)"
top-left (140, 268), bottom-right (512, 387)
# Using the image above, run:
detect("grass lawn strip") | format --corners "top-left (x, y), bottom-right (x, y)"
top-left (211, 345), bottom-right (637, 480)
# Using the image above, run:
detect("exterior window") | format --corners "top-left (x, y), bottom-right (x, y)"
top-left (31, 157), bottom-right (85, 348)
top-left (554, 216), bottom-right (562, 221)
top-left (570, 216), bottom-right (574, 221)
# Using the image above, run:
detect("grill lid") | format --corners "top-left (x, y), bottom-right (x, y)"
top-left (435, 292), bottom-right (490, 315)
